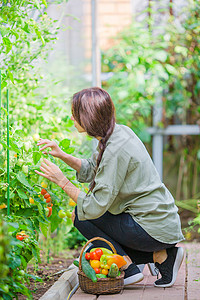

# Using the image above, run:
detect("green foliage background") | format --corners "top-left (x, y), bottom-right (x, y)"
top-left (102, 0), bottom-right (200, 204)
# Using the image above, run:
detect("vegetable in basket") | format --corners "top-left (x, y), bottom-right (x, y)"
top-left (81, 252), bottom-right (97, 282)
top-left (108, 263), bottom-right (119, 278)
top-left (100, 254), bottom-right (127, 269)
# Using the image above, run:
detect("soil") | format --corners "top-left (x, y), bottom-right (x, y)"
top-left (17, 248), bottom-right (81, 300)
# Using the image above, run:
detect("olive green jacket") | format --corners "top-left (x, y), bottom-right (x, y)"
top-left (76, 124), bottom-right (184, 244)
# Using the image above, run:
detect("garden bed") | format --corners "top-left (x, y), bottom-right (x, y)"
top-left (17, 248), bottom-right (80, 300)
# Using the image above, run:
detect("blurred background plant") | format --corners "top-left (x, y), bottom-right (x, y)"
top-left (102, 0), bottom-right (200, 237)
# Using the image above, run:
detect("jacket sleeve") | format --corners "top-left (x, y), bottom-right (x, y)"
top-left (76, 151), bottom-right (98, 183)
top-left (76, 149), bottom-right (130, 220)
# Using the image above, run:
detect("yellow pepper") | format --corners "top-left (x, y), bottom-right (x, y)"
top-left (100, 254), bottom-right (126, 269)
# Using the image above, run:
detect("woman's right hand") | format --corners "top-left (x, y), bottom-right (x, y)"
top-left (37, 139), bottom-right (62, 158)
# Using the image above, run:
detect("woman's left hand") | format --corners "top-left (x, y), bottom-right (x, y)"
top-left (35, 158), bottom-right (67, 187)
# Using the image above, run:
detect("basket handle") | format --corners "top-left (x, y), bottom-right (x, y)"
top-left (79, 237), bottom-right (117, 271)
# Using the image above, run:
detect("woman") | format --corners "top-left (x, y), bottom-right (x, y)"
top-left (35, 87), bottom-right (185, 287)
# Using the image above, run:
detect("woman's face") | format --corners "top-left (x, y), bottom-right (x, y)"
top-left (71, 115), bottom-right (86, 133)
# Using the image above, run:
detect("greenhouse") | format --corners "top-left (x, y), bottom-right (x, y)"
top-left (0, 0), bottom-right (199, 299)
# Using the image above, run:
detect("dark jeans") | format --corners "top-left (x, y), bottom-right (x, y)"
top-left (74, 207), bottom-right (176, 265)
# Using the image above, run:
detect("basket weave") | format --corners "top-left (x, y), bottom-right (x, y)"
top-left (78, 237), bottom-right (124, 295)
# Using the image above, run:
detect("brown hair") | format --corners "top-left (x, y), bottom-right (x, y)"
top-left (72, 87), bottom-right (116, 192)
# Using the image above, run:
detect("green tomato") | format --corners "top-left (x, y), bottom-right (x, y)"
top-left (66, 211), bottom-right (72, 218)
top-left (17, 158), bottom-right (24, 167)
top-left (18, 270), bottom-right (25, 276)
top-left (58, 210), bottom-right (66, 218)
top-left (24, 141), bottom-right (31, 152)
top-left (22, 165), bottom-right (28, 174)
top-left (2, 265), bottom-right (9, 274)
top-left (1, 284), bottom-right (9, 293)
top-left (33, 133), bottom-right (40, 142)
top-left (15, 275), bottom-right (22, 281)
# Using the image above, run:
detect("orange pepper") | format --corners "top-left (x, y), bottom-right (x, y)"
top-left (106, 255), bottom-right (127, 269)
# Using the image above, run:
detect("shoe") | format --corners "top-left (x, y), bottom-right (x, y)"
top-left (137, 264), bottom-right (145, 272)
top-left (154, 247), bottom-right (184, 288)
top-left (148, 263), bottom-right (159, 276)
top-left (137, 263), bottom-right (159, 276)
top-left (124, 263), bottom-right (144, 286)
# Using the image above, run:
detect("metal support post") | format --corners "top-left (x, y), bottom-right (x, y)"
top-left (91, 0), bottom-right (101, 151)
top-left (152, 95), bottom-right (163, 181)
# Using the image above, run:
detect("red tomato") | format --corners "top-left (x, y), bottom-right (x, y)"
top-left (90, 251), bottom-right (99, 260)
top-left (85, 253), bottom-right (90, 260)
top-left (46, 197), bottom-right (51, 203)
top-left (16, 235), bottom-right (24, 241)
top-left (44, 193), bottom-right (50, 199)
top-left (95, 249), bottom-right (103, 260)
top-left (41, 189), bottom-right (47, 195)
top-left (94, 268), bottom-right (101, 274)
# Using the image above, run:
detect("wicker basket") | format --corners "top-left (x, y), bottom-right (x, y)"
top-left (77, 237), bottom-right (124, 295)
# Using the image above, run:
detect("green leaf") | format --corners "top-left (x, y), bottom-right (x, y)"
top-left (22, 23), bottom-right (30, 34)
top-left (10, 140), bottom-right (19, 152)
top-left (2, 37), bottom-right (12, 53)
top-left (8, 70), bottom-right (14, 84)
top-left (51, 208), bottom-right (62, 232)
top-left (27, 273), bottom-right (42, 281)
top-left (36, 202), bottom-right (45, 217)
top-left (174, 46), bottom-right (188, 57)
top-left (0, 25), bottom-right (10, 37)
top-left (34, 0), bottom-right (41, 9)
top-left (1, 81), bottom-right (7, 89)
top-left (9, 255), bottom-right (21, 269)
top-left (15, 208), bottom-right (35, 217)
top-left (165, 64), bottom-right (177, 75)
top-left (67, 147), bottom-right (75, 154)
top-left (33, 151), bottom-right (42, 164)
top-left (41, 0), bottom-right (47, 8)
top-left (15, 129), bottom-right (26, 137)
top-left (16, 172), bottom-right (33, 190)
top-left (7, 222), bottom-right (19, 230)
top-left (40, 221), bottom-right (49, 237)
top-left (59, 139), bottom-right (70, 151)
top-left (154, 50), bottom-right (168, 62)
top-left (17, 189), bottom-right (28, 199)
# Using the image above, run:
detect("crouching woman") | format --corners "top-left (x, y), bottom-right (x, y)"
top-left (36, 87), bottom-right (185, 287)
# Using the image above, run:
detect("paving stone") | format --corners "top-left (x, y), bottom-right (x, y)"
top-left (185, 242), bottom-right (200, 300)
top-left (70, 288), bottom-right (97, 300)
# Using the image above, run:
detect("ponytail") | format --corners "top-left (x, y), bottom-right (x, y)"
top-left (89, 117), bottom-right (115, 193)
top-left (71, 87), bottom-right (116, 194)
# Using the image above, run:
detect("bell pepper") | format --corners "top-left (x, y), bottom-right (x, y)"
top-left (100, 254), bottom-right (126, 269)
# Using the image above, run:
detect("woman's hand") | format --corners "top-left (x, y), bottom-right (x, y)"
top-left (71, 209), bottom-right (76, 224)
top-left (35, 158), bottom-right (67, 187)
top-left (37, 139), bottom-right (62, 158)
